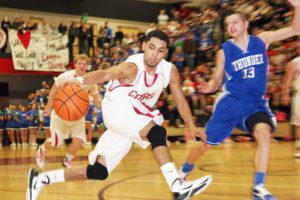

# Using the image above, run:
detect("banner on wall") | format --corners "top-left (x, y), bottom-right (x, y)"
top-left (8, 29), bottom-right (69, 71)
top-left (0, 29), bottom-right (6, 48)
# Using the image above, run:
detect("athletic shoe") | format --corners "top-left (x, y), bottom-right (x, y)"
top-left (173, 175), bottom-right (212, 200)
top-left (31, 142), bottom-right (38, 147)
top-left (62, 157), bottom-right (73, 168)
top-left (26, 168), bottom-right (48, 200)
top-left (36, 146), bottom-right (45, 168)
top-left (22, 143), bottom-right (28, 149)
top-left (10, 143), bottom-right (16, 148)
top-left (253, 184), bottom-right (277, 200)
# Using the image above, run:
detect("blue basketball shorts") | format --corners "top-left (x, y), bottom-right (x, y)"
top-left (205, 93), bottom-right (276, 145)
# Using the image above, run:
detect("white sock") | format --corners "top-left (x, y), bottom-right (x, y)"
top-left (41, 169), bottom-right (65, 185)
top-left (40, 144), bottom-right (46, 152)
top-left (160, 162), bottom-right (180, 192)
top-left (66, 153), bottom-right (74, 161)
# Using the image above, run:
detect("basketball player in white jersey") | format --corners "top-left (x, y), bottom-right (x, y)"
top-left (27, 30), bottom-right (212, 200)
top-left (282, 42), bottom-right (300, 158)
top-left (36, 54), bottom-right (101, 169)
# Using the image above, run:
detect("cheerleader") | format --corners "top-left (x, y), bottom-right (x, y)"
top-left (19, 105), bottom-right (29, 148)
top-left (27, 103), bottom-right (38, 147)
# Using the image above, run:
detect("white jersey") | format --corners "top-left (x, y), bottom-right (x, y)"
top-left (101, 53), bottom-right (172, 145)
top-left (105, 53), bottom-right (172, 107)
top-left (103, 53), bottom-right (172, 127)
top-left (292, 57), bottom-right (300, 91)
top-left (89, 53), bottom-right (173, 171)
top-left (54, 70), bottom-right (89, 91)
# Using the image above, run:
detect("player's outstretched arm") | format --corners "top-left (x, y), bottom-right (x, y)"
top-left (169, 65), bottom-right (206, 141)
top-left (78, 62), bottom-right (138, 85)
top-left (258, 0), bottom-right (300, 45)
top-left (198, 50), bottom-right (225, 94)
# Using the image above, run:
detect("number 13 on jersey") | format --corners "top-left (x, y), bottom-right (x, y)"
top-left (242, 67), bottom-right (255, 79)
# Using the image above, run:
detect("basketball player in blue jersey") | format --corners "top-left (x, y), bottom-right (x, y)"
top-left (26, 30), bottom-right (212, 200)
top-left (179, 1), bottom-right (300, 200)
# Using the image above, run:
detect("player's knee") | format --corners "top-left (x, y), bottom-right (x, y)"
top-left (146, 125), bottom-right (167, 150)
top-left (86, 162), bottom-right (108, 180)
top-left (255, 128), bottom-right (272, 142)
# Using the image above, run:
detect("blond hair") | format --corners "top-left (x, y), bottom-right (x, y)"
top-left (74, 54), bottom-right (90, 64)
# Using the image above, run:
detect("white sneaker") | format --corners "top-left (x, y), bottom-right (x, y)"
top-left (173, 175), bottom-right (212, 200)
top-left (22, 143), bottom-right (28, 149)
top-left (10, 143), bottom-right (16, 148)
top-left (36, 146), bottom-right (45, 168)
top-left (26, 168), bottom-right (48, 200)
top-left (253, 184), bottom-right (277, 200)
top-left (31, 142), bottom-right (38, 147)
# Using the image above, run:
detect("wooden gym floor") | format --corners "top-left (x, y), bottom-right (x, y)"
top-left (0, 140), bottom-right (299, 200)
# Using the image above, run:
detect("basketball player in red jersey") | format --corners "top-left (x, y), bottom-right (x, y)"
top-left (36, 54), bottom-right (101, 169)
top-left (27, 30), bottom-right (212, 200)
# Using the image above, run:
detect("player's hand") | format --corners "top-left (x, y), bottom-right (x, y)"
top-left (189, 124), bottom-right (207, 144)
top-left (58, 78), bottom-right (81, 89)
top-left (289, 0), bottom-right (300, 7)
top-left (197, 81), bottom-right (216, 93)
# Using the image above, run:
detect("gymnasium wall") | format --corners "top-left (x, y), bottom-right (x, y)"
top-left (0, 0), bottom-right (172, 23)
top-left (0, 75), bottom-right (53, 106)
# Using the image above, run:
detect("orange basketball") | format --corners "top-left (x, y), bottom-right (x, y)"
top-left (53, 83), bottom-right (89, 121)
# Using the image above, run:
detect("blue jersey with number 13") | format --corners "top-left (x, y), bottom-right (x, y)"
top-left (222, 35), bottom-right (269, 101)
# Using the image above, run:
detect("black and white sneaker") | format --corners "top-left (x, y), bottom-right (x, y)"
top-left (253, 184), bottom-right (277, 200)
top-left (26, 168), bottom-right (48, 200)
top-left (173, 175), bottom-right (212, 200)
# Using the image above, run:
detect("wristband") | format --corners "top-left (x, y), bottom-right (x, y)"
top-left (76, 76), bottom-right (84, 84)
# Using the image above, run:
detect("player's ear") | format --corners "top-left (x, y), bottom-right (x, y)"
top-left (245, 20), bottom-right (249, 30)
top-left (164, 48), bottom-right (169, 57)
top-left (142, 42), bottom-right (146, 51)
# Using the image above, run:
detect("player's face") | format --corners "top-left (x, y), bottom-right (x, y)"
top-left (225, 14), bottom-right (248, 38)
top-left (142, 37), bottom-right (168, 68)
top-left (75, 59), bottom-right (88, 76)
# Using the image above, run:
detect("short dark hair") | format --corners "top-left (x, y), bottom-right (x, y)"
top-left (144, 30), bottom-right (169, 47)
top-left (225, 11), bottom-right (248, 22)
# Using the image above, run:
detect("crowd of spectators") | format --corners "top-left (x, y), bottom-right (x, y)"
top-left (0, 0), bottom-right (298, 145)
